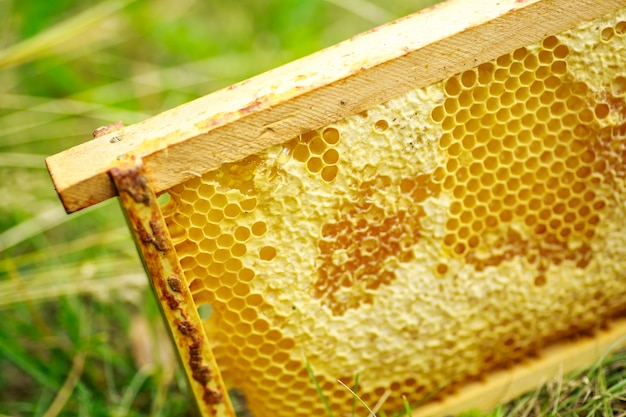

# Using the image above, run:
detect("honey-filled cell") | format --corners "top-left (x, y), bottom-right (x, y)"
top-left (161, 8), bottom-right (626, 417)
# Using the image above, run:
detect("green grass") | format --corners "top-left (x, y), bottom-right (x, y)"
top-left (461, 348), bottom-right (626, 417)
top-left (1, 1), bottom-right (625, 416)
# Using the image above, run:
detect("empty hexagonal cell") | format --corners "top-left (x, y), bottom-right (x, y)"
top-left (374, 119), bottom-right (390, 132)
top-left (230, 243), bottom-right (247, 258)
top-left (208, 193), bottom-right (227, 208)
top-left (193, 291), bottom-right (214, 306)
top-left (188, 278), bottom-right (204, 293)
top-left (213, 248), bottom-right (230, 263)
top-left (256, 342), bottom-right (277, 359)
top-left (251, 221), bottom-right (268, 237)
top-left (238, 267), bottom-right (255, 282)
top-left (455, 108), bottom-right (471, 124)
top-left (246, 293), bottom-right (264, 308)
top-left (232, 282), bottom-right (250, 298)
top-left (195, 252), bottom-right (214, 268)
top-left (235, 321), bottom-right (252, 335)
top-left (444, 77), bottom-right (462, 96)
top-left (179, 255), bottom-right (198, 270)
top-left (225, 257), bottom-right (243, 273)
top-left (322, 127), bottom-right (340, 145)
top-left (321, 166), bottom-right (339, 182)
top-left (222, 273), bottom-right (240, 288)
top-left (221, 203), bottom-right (241, 219)
top-left (308, 136), bottom-right (327, 154)
top-left (207, 261), bottom-right (225, 277)
top-left (259, 246), bottom-right (277, 261)
top-left (233, 226), bottom-right (251, 242)
top-left (322, 148), bottom-right (339, 165)
top-left (193, 198), bottom-right (210, 213)
top-left (238, 307), bottom-right (258, 323)
top-left (227, 296), bottom-right (246, 312)
top-left (292, 143), bottom-right (310, 162)
top-left (179, 189), bottom-right (198, 204)
top-left (216, 234), bottom-right (235, 249)
top-left (207, 209), bottom-right (224, 223)
top-left (215, 286), bottom-right (233, 302)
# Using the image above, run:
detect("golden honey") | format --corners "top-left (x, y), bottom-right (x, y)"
top-left (161, 9), bottom-right (626, 416)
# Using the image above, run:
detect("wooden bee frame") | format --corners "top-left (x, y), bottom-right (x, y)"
top-left (48, 1), bottom-right (626, 416)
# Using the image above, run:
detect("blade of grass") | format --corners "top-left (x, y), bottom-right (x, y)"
top-left (402, 395), bottom-right (411, 416)
top-left (0, 114), bottom-right (149, 147)
top-left (519, 383), bottom-right (541, 417)
top-left (401, 384), bottom-right (444, 412)
top-left (0, 271), bottom-right (145, 308)
top-left (305, 361), bottom-right (334, 417)
top-left (42, 351), bottom-right (87, 417)
top-left (0, 0), bottom-right (138, 70)
top-left (585, 335), bottom-right (626, 378)
top-left (371, 388), bottom-right (390, 416)
top-left (608, 377), bottom-right (626, 396)
top-left (337, 378), bottom-right (376, 417)
top-left (1, 256), bottom-right (139, 279)
top-left (352, 373), bottom-right (360, 417)
top-left (1, 226), bottom-right (132, 268)
top-left (551, 365), bottom-right (563, 415)
top-left (0, 152), bottom-right (48, 168)
top-left (598, 365), bottom-right (614, 417)
top-left (0, 205), bottom-right (89, 253)
top-left (0, 99), bottom-right (148, 145)
top-left (323, 0), bottom-right (393, 24)
top-left (111, 365), bottom-right (154, 417)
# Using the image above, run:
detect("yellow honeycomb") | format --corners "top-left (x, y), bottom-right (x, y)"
top-left (161, 9), bottom-right (626, 416)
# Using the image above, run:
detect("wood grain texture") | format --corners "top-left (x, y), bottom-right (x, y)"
top-left (46, 0), bottom-right (626, 213)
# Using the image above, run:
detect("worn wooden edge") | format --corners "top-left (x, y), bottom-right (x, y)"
top-left (414, 317), bottom-right (626, 416)
top-left (46, 0), bottom-right (626, 213)
top-left (111, 160), bottom-right (236, 417)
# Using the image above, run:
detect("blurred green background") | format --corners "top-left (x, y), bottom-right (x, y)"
top-left (0, 1), bottom-right (441, 416)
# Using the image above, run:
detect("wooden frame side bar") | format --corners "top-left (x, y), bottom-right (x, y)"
top-left (111, 160), bottom-right (235, 417)
top-left (47, 0), bottom-right (625, 213)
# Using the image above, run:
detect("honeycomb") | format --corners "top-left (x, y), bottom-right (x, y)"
top-left (160, 9), bottom-right (626, 416)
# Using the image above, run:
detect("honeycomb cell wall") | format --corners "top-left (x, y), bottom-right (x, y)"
top-left (161, 9), bottom-right (626, 416)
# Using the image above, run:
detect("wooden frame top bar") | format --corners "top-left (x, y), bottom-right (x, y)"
top-left (46, 0), bottom-right (625, 213)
